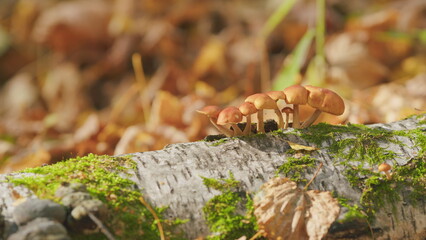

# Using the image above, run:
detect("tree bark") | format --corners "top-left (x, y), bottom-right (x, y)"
top-left (1, 115), bottom-right (425, 240)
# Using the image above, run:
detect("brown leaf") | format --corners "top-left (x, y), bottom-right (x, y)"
top-left (0, 148), bottom-right (51, 173)
top-left (326, 33), bottom-right (388, 89)
top-left (41, 63), bottom-right (87, 131)
top-left (73, 113), bottom-right (100, 143)
top-left (32, 0), bottom-right (111, 53)
top-left (192, 38), bottom-right (226, 78)
top-left (254, 177), bottom-right (340, 240)
top-left (148, 91), bottom-right (184, 129)
top-left (0, 72), bottom-right (39, 118)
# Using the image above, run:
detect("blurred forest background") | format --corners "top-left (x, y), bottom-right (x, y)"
top-left (0, 0), bottom-right (425, 173)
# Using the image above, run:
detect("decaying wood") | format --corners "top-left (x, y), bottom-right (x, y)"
top-left (1, 115), bottom-right (425, 239)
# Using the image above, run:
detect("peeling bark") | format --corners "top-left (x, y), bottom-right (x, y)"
top-left (1, 115), bottom-right (425, 240)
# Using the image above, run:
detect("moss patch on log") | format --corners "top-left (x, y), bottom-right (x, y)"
top-left (276, 155), bottom-right (317, 183)
top-left (201, 172), bottom-right (260, 240)
top-left (282, 118), bottom-right (426, 224)
top-left (5, 154), bottom-right (186, 240)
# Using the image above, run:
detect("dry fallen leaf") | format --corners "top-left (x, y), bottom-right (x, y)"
top-left (192, 37), bottom-right (226, 78)
top-left (285, 141), bottom-right (318, 151)
top-left (32, 0), bottom-right (111, 53)
top-left (42, 62), bottom-right (87, 131)
top-left (0, 148), bottom-right (51, 174)
top-left (148, 90), bottom-right (185, 130)
top-left (254, 177), bottom-right (340, 240)
top-left (326, 32), bottom-right (389, 90)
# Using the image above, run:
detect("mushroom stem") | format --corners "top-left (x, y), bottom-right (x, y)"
top-left (301, 109), bottom-right (322, 128)
top-left (210, 118), bottom-right (234, 137)
top-left (384, 171), bottom-right (392, 180)
top-left (292, 104), bottom-right (301, 128)
top-left (257, 109), bottom-right (265, 133)
top-left (243, 115), bottom-right (252, 135)
top-left (274, 108), bottom-right (284, 129)
top-left (284, 113), bottom-right (289, 129)
top-left (231, 123), bottom-right (243, 136)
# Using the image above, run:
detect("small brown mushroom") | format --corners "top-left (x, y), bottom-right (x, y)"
top-left (245, 93), bottom-right (278, 134)
top-left (378, 163), bottom-right (392, 180)
top-left (301, 86), bottom-right (345, 128)
top-left (216, 106), bottom-right (243, 137)
top-left (283, 85), bottom-right (308, 128)
top-left (197, 106), bottom-right (234, 137)
top-left (281, 107), bottom-right (293, 129)
top-left (265, 91), bottom-right (286, 129)
top-left (239, 102), bottom-right (258, 135)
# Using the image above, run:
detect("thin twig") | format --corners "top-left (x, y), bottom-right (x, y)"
top-left (87, 211), bottom-right (116, 240)
top-left (109, 83), bottom-right (139, 122)
top-left (249, 230), bottom-right (264, 240)
top-left (132, 53), bottom-right (151, 123)
top-left (304, 162), bottom-right (323, 190)
top-left (361, 210), bottom-right (375, 240)
top-left (139, 196), bottom-right (165, 240)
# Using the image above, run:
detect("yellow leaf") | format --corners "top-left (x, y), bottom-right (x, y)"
top-left (286, 141), bottom-right (318, 151)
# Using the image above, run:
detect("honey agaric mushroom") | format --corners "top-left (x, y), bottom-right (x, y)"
top-left (239, 102), bottom-right (258, 135)
top-left (301, 86), bottom-right (345, 128)
top-left (265, 91), bottom-right (286, 129)
top-left (378, 163), bottom-right (392, 180)
top-left (281, 107), bottom-right (293, 129)
top-left (283, 85), bottom-right (308, 128)
top-left (216, 106), bottom-right (243, 137)
top-left (197, 106), bottom-right (234, 137)
top-left (245, 93), bottom-right (278, 134)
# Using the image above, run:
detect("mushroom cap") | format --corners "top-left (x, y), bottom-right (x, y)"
top-left (321, 89), bottom-right (345, 115)
top-left (246, 93), bottom-right (277, 110)
top-left (378, 163), bottom-right (392, 172)
top-left (245, 93), bottom-right (264, 103)
top-left (305, 86), bottom-right (345, 115)
top-left (216, 106), bottom-right (243, 125)
top-left (305, 85), bottom-right (325, 108)
top-left (283, 85), bottom-right (308, 105)
top-left (196, 105), bottom-right (221, 119)
top-left (281, 107), bottom-right (294, 114)
top-left (265, 91), bottom-right (286, 102)
top-left (239, 102), bottom-right (257, 116)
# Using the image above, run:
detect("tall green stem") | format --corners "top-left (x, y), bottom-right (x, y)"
top-left (316, 0), bottom-right (325, 62)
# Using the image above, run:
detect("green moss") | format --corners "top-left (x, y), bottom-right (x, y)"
top-left (341, 155), bottom-right (425, 222)
top-left (410, 114), bottom-right (426, 125)
top-left (210, 138), bottom-right (229, 146)
top-left (5, 154), bottom-right (186, 240)
top-left (392, 155), bottom-right (426, 204)
top-left (282, 118), bottom-right (426, 222)
top-left (298, 123), bottom-right (400, 165)
top-left (337, 197), bottom-right (368, 222)
top-left (201, 173), bottom-right (261, 240)
top-left (276, 155), bottom-right (316, 183)
top-left (360, 176), bottom-right (400, 217)
top-left (394, 128), bottom-right (426, 155)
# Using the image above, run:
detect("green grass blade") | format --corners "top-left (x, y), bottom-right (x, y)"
top-left (316, 0), bottom-right (325, 60)
top-left (272, 29), bottom-right (315, 90)
top-left (305, 0), bottom-right (326, 87)
top-left (261, 0), bottom-right (297, 38)
top-left (0, 26), bottom-right (11, 57)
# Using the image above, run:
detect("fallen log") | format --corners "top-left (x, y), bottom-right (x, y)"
top-left (1, 114), bottom-right (425, 239)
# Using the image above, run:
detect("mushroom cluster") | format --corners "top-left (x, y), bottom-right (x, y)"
top-left (198, 84), bottom-right (345, 137)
